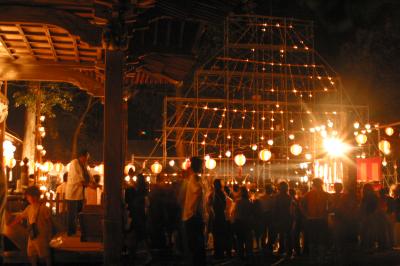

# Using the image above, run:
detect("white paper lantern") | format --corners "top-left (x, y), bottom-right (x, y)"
top-left (355, 134), bottom-right (367, 145)
top-left (385, 127), bottom-right (394, 136)
top-left (234, 154), bottom-right (246, 167)
top-left (169, 160), bottom-right (175, 167)
top-left (259, 149), bottom-right (272, 161)
top-left (379, 140), bottom-right (391, 155)
top-left (205, 158), bottom-right (216, 170)
top-left (151, 161), bottom-right (162, 174)
top-left (290, 144), bottom-right (302, 156)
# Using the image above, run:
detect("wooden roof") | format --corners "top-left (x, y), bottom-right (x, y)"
top-left (0, 0), bottom-right (242, 96)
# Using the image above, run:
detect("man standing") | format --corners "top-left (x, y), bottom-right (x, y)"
top-left (65, 149), bottom-right (91, 235)
top-left (182, 157), bottom-right (206, 266)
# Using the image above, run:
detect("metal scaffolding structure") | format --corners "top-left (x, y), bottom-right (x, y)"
top-left (163, 15), bottom-right (369, 183)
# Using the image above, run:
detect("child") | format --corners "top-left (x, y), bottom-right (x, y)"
top-left (11, 186), bottom-right (52, 266)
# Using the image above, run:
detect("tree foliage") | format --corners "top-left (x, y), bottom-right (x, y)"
top-left (13, 82), bottom-right (73, 117)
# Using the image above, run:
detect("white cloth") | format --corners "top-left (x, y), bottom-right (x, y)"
top-left (65, 159), bottom-right (86, 200)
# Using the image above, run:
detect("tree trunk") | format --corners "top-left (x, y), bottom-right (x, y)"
top-left (22, 103), bottom-right (36, 174)
top-left (71, 95), bottom-right (93, 159)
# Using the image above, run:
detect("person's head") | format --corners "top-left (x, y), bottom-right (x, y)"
top-left (393, 184), bottom-right (400, 199)
top-left (63, 172), bottom-right (68, 183)
top-left (190, 156), bottom-right (203, 174)
top-left (312, 178), bottom-right (323, 190)
top-left (289, 188), bottom-right (296, 198)
top-left (379, 187), bottom-right (389, 197)
top-left (93, 174), bottom-right (101, 184)
top-left (240, 186), bottom-right (249, 200)
top-left (23, 157), bottom-right (29, 164)
top-left (362, 183), bottom-right (374, 197)
top-left (136, 174), bottom-right (147, 194)
top-left (265, 183), bottom-right (274, 195)
top-left (25, 186), bottom-right (41, 204)
top-left (233, 184), bottom-right (239, 193)
top-left (334, 182), bottom-right (343, 194)
top-left (78, 149), bottom-right (89, 163)
top-left (128, 167), bottom-right (135, 177)
top-left (278, 181), bottom-right (288, 194)
top-left (214, 179), bottom-right (222, 191)
top-left (224, 185), bottom-right (231, 196)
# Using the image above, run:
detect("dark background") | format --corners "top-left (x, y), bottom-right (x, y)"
top-left (6, 0), bottom-right (400, 161)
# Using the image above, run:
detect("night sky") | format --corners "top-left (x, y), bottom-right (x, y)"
top-left (6, 0), bottom-right (400, 160)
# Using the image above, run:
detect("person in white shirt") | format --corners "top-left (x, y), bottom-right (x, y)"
top-left (55, 172), bottom-right (68, 213)
top-left (65, 149), bottom-right (90, 235)
top-left (182, 157), bottom-right (206, 266)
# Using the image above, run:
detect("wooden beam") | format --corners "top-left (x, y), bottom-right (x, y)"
top-left (43, 26), bottom-right (58, 61)
top-left (0, 60), bottom-right (103, 96)
top-left (103, 50), bottom-right (123, 266)
top-left (71, 37), bottom-right (80, 62)
top-left (15, 24), bottom-right (36, 59)
top-left (0, 35), bottom-right (16, 59)
top-left (0, 5), bottom-right (102, 47)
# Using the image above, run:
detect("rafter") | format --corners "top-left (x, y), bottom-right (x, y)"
top-left (0, 5), bottom-right (102, 47)
top-left (15, 24), bottom-right (36, 59)
top-left (43, 25), bottom-right (58, 61)
top-left (71, 36), bottom-right (80, 62)
top-left (0, 34), bottom-right (15, 59)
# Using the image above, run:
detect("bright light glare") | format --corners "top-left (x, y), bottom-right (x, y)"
top-left (323, 137), bottom-right (350, 157)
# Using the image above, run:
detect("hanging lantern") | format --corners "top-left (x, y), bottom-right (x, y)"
top-left (205, 158), bottom-right (217, 170)
top-left (40, 161), bottom-right (53, 173)
top-left (289, 134), bottom-right (295, 140)
top-left (385, 127), bottom-right (394, 136)
top-left (6, 158), bottom-right (16, 169)
top-left (305, 153), bottom-right (312, 160)
top-left (353, 122), bottom-right (360, 129)
top-left (355, 134), bottom-right (368, 145)
top-left (54, 163), bottom-right (64, 173)
top-left (290, 144), bottom-right (302, 156)
top-left (169, 160), bottom-right (175, 167)
top-left (382, 158), bottom-right (388, 167)
top-left (379, 140), bottom-right (391, 155)
top-left (225, 150), bottom-right (232, 158)
top-left (151, 161), bottom-right (162, 174)
top-left (182, 159), bottom-right (191, 170)
top-left (124, 163), bottom-right (135, 175)
top-left (234, 153), bottom-right (246, 166)
top-left (259, 149), bottom-right (272, 161)
top-left (267, 139), bottom-right (274, 146)
top-left (251, 144), bottom-right (258, 151)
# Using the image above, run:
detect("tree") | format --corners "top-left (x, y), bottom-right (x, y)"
top-left (13, 82), bottom-right (73, 167)
top-left (71, 94), bottom-right (99, 159)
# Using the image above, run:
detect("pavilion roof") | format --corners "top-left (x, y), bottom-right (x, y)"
top-left (0, 0), bottom-right (242, 96)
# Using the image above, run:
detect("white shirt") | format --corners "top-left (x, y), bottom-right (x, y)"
top-left (65, 159), bottom-right (87, 200)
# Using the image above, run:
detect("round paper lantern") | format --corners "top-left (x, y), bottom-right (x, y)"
top-left (54, 163), bottom-right (64, 173)
top-left (290, 144), bottom-right (302, 156)
top-left (225, 150), bottom-right (232, 158)
top-left (251, 144), bottom-right (258, 151)
top-left (42, 161), bottom-right (54, 173)
top-left (385, 127), bottom-right (394, 136)
top-left (355, 134), bottom-right (367, 145)
top-left (182, 159), bottom-right (191, 170)
top-left (169, 160), bottom-right (175, 167)
top-left (305, 153), bottom-right (312, 160)
top-left (379, 140), bottom-right (391, 155)
top-left (124, 163), bottom-right (135, 175)
top-left (259, 149), bottom-right (272, 161)
top-left (234, 154), bottom-right (246, 166)
top-left (151, 161), bottom-right (162, 174)
top-left (267, 139), bottom-right (274, 146)
top-left (205, 158), bottom-right (216, 170)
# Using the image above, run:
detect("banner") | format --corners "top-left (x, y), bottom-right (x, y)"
top-left (356, 157), bottom-right (382, 182)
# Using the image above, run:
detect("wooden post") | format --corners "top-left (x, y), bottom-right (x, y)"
top-left (103, 50), bottom-right (124, 265)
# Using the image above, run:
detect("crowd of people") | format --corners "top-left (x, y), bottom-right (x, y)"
top-left (123, 157), bottom-right (400, 265)
top-left (7, 154), bottom-right (400, 266)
